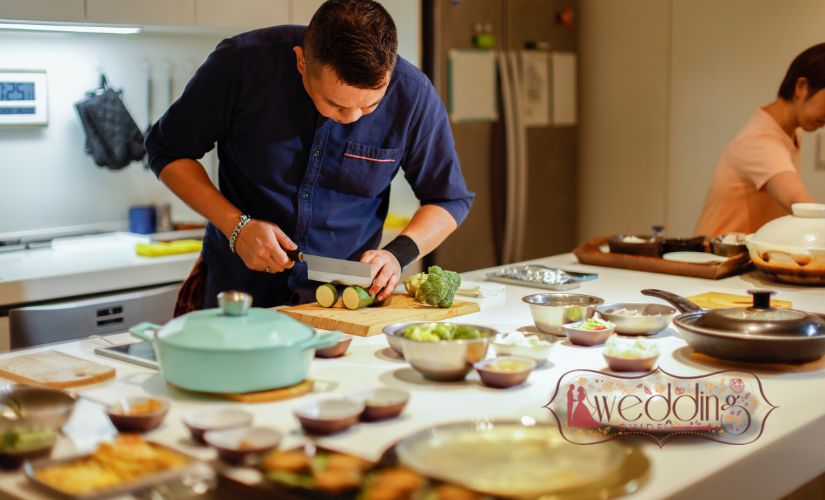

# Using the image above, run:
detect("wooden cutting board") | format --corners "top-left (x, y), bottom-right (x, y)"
top-left (0, 350), bottom-right (115, 389)
top-left (168, 379), bottom-right (313, 403)
top-left (282, 293), bottom-right (481, 336)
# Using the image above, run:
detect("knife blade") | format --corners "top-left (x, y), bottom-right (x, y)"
top-left (287, 249), bottom-right (373, 288)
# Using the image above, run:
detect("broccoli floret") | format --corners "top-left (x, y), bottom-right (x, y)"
top-left (432, 323), bottom-right (455, 340)
top-left (418, 265), bottom-right (462, 308)
top-left (454, 325), bottom-right (482, 339)
top-left (403, 272), bottom-right (428, 296)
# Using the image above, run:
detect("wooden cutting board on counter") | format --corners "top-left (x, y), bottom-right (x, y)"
top-left (282, 293), bottom-right (481, 336)
top-left (0, 351), bottom-right (115, 389)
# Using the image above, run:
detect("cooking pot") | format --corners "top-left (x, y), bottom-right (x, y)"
top-left (130, 291), bottom-right (340, 393)
top-left (745, 203), bottom-right (825, 285)
top-left (642, 288), bottom-right (825, 363)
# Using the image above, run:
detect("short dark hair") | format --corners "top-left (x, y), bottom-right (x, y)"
top-left (303, 0), bottom-right (398, 89)
top-left (778, 42), bottom-right (825, 101)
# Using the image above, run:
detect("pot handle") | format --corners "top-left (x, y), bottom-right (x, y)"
top-left (130, 322), bottom-right (160, 342)
top-left (298, 331), bottom-right (342, 351)
top-left (641, 289), bottom-right (702, 313)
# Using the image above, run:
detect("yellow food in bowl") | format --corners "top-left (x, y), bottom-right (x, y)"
top-left (484, 360), bottom-right (531, 372)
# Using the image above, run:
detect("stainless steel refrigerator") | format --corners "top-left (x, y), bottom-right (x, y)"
top-left (423, 0), bottom-right (578, 272)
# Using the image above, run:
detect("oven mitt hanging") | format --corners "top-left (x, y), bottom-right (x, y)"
top-left (75, 85), bottom-right (145, 170)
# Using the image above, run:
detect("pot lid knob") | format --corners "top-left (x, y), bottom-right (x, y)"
top-left (218, 290), bottom-right (252, 316)
top-left (747, 289), bottom-right (775, 309)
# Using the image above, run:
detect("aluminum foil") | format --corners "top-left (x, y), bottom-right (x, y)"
top-left (486, 265), bottom-right (580, 290)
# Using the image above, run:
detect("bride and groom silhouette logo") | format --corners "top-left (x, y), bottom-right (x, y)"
top-left (566, 384), bottom-right (602, 428)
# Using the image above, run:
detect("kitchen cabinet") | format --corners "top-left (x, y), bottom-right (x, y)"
top-left (0, 0), bottom-right (85, 22)
top-left (195, 0), bottom-right (288, 30)
top-left (289, 0), bottom-right (324, 25)
top-left (85, 0), bottom-right (195, 26)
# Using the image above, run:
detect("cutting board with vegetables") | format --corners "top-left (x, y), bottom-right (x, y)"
top-left (0, 350), bottom-right (115, 388)
top-left (282, 293), bottom-right (481, 337)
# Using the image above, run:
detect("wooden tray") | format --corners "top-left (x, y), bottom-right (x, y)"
top-left (281, 293), bottom-right (480, 337)
top-left (574, 237), bottom-right (752, 280)
top-left (168, 379), bottom-right (313, 404)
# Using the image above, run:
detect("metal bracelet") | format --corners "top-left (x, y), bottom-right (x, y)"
top-left (228, 214), bottom-right (251, 254)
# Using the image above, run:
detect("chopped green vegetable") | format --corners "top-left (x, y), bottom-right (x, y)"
top-left (454, 325), bottom-right (482, 339)
top-left (574, 317), bottom-right (613, 331)
top-left (403, 266), bottom-right (461, 308)
top-left (342, 286), bottom-right (375, 310)
top-left (402, 323), bottom-right (483, 342)
top-left (315, 284), bottom-right (339, 308)
top-left (0, 428), bottom-right (55, 452)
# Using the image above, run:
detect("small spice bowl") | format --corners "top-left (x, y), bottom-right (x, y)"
top-left (563, 318), bottom-right (616, 347)
top-left (183, 408), bottom-right (254, 445)
top-left (474, 356), bottom-right (536, 389)
top-left (106, 397), bottom-right (170, 433)
top-left (315, 334), bottom-right (353, 359)
top-left (603, 353), bottom-right (659, 372)
top-left (348, 388), bottom-right (410, 422)
top-left (294, 399), bottom-right (364, 435)
top-left (204, 426), bottom-right (282, 465)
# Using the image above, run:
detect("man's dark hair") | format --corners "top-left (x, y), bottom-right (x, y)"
top-left (778, 42), bottom-right (825, 101)
top-left (303, 0), bottom-right (398, 89)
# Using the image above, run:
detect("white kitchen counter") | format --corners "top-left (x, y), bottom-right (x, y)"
top-left (0, 253), bottom-right (824, 499)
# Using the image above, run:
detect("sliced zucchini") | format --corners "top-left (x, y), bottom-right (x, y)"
top-left (315, 284), bottom-right (339, 308)
top-left (342, 286), bottom-right (375, 310)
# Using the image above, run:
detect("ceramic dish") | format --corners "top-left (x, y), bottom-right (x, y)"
top-left (294, 399), bottom-right (364, 435)
top-left (183, 408), bottom-right (253, 444)
top-left (710, 233), bottom-right (748, 257)
top-left (603, 353), bottom-right (659, 372)
top-left (607, 234), bottom-right (662, 257)
top-left (0, 428), bottom-right (56, 470)
top-left (348, 388), bottom-right (410, 421)
top-left (204, 426), bottom-right (282, 465)
top-left (563, 318), bottom-right (615, 346)
top-left (106, 397), bottom-right (169, 433)
top-left (474, 356), bottom-right (536, 388)
top-left (662, 251), bottom-right (727, 264)
top-left (314, 334), bottom-right (353, 359)
top-left (662, 236), bottom-right (706, 254)
top-left (491, 332), bottom-right (552, 365)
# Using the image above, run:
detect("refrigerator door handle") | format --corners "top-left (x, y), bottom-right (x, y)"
top-left (497, 50), bottom-right (518, 264)
top-left (509, 51), bottom-right (529, 263)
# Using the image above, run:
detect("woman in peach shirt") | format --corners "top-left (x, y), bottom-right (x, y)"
top-left (695, 43), bottom-right (825, 237)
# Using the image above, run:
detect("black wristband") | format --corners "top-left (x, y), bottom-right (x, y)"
top-left (382, 235), bottom-right (420, 269)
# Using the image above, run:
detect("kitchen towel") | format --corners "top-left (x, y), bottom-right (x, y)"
top-left (75, 74), bottom-right (145, 170)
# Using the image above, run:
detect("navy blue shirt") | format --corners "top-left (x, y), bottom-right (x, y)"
top-left (145, 26), bottom-right (474, 307)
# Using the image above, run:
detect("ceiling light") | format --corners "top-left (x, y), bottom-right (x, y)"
top-left (0, 22), bottom-right (141, 35)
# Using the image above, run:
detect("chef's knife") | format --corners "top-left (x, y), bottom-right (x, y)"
top-left (287, 249), bottom-right (373, 288)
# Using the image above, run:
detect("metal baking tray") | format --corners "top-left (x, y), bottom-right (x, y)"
top-left (485, 265), bottom-right (598, 291)
top-left (24, 441), bottom-right (212, 499)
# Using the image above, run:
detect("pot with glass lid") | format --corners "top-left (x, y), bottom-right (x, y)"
top-left (642, 288), bottom-right (825, 363)
top-left (129, 291), bottom-right (340, 393)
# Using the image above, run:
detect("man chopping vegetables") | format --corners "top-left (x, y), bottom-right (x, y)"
top-left (145, 0), bottom-right (474, 310)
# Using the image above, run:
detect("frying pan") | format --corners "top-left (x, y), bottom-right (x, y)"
top-left (642, 289), bottom-right (825, 363)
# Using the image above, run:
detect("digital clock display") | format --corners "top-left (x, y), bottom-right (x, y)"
top-left (0, 82), bottom-right (35, 101)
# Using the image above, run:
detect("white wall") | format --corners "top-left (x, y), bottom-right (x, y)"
top-left (578, 0), bottom-right (825, 241)
top-left (0, 30), bottom-right (222, 235)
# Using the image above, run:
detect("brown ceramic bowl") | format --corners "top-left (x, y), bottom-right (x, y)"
top-left (204, 426), bottom-right (282, 465)
top-left (315, 335), bottom-right (353, 358)
top-left (474, 356), bottom-right (536, 389)
top-left (106, 397), bottom-right (170, 433)
top-left (348, 388), bottom-right (410, 422)
top-left (662, 236), bottom-right (706, 254)
top-left (0, 442), bottom-right (55, 470)
top-left (294, 399), bottom-right (364, 435)
top-left (607, 234), bottom-right (662, 257)
top-left (603, 353), bottom-right (659, 372)
top-left (710, 233), bottom-right (748, 257)
top-left (183, 408), bottom-right (254, 445)
top-left (563, 320), bottom-right (616, 347)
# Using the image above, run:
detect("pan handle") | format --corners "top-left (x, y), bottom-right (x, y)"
top-left (641, 289), bottom-right (702, 313)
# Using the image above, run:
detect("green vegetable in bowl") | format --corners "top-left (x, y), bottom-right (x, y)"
top-left (453, 325), bottom-right (482, 339)
top-left (0, 428), bottom-right (55, 452)
top-left (402, 323), bottom-right (483, 342)
top-left (402, 266), bottom-right (462, 308)
top-left (573, 317), bottom-right (613, 331)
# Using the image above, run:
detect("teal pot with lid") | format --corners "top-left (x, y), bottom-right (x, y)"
top-left (130, 291), bottom-right (340, 393)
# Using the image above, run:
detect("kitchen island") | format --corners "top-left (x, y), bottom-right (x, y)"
top-left (0, 253), bottom-right (823, 499)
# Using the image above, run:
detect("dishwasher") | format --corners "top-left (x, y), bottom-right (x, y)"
top-left (6, 283), bottom-right (180, 350)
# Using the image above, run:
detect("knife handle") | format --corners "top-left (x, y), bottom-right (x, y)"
top-left (286, 249), bottom-right (304, 262)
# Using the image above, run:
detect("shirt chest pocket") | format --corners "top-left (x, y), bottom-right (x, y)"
top-left (333, 142), bottom-right (400, 198)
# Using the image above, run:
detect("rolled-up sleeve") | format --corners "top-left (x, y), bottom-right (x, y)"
top-left (144, 38), bottom-right (241, 177)
top-left (400, 79), bottom-right (475, 226)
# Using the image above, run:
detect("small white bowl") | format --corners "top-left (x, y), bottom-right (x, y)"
top-left (204, 426), bottom-right (282, 465)
top-left (492, 336), bottom-right (552, 365)
top-left (183, 408), bottom-right (253, 444)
